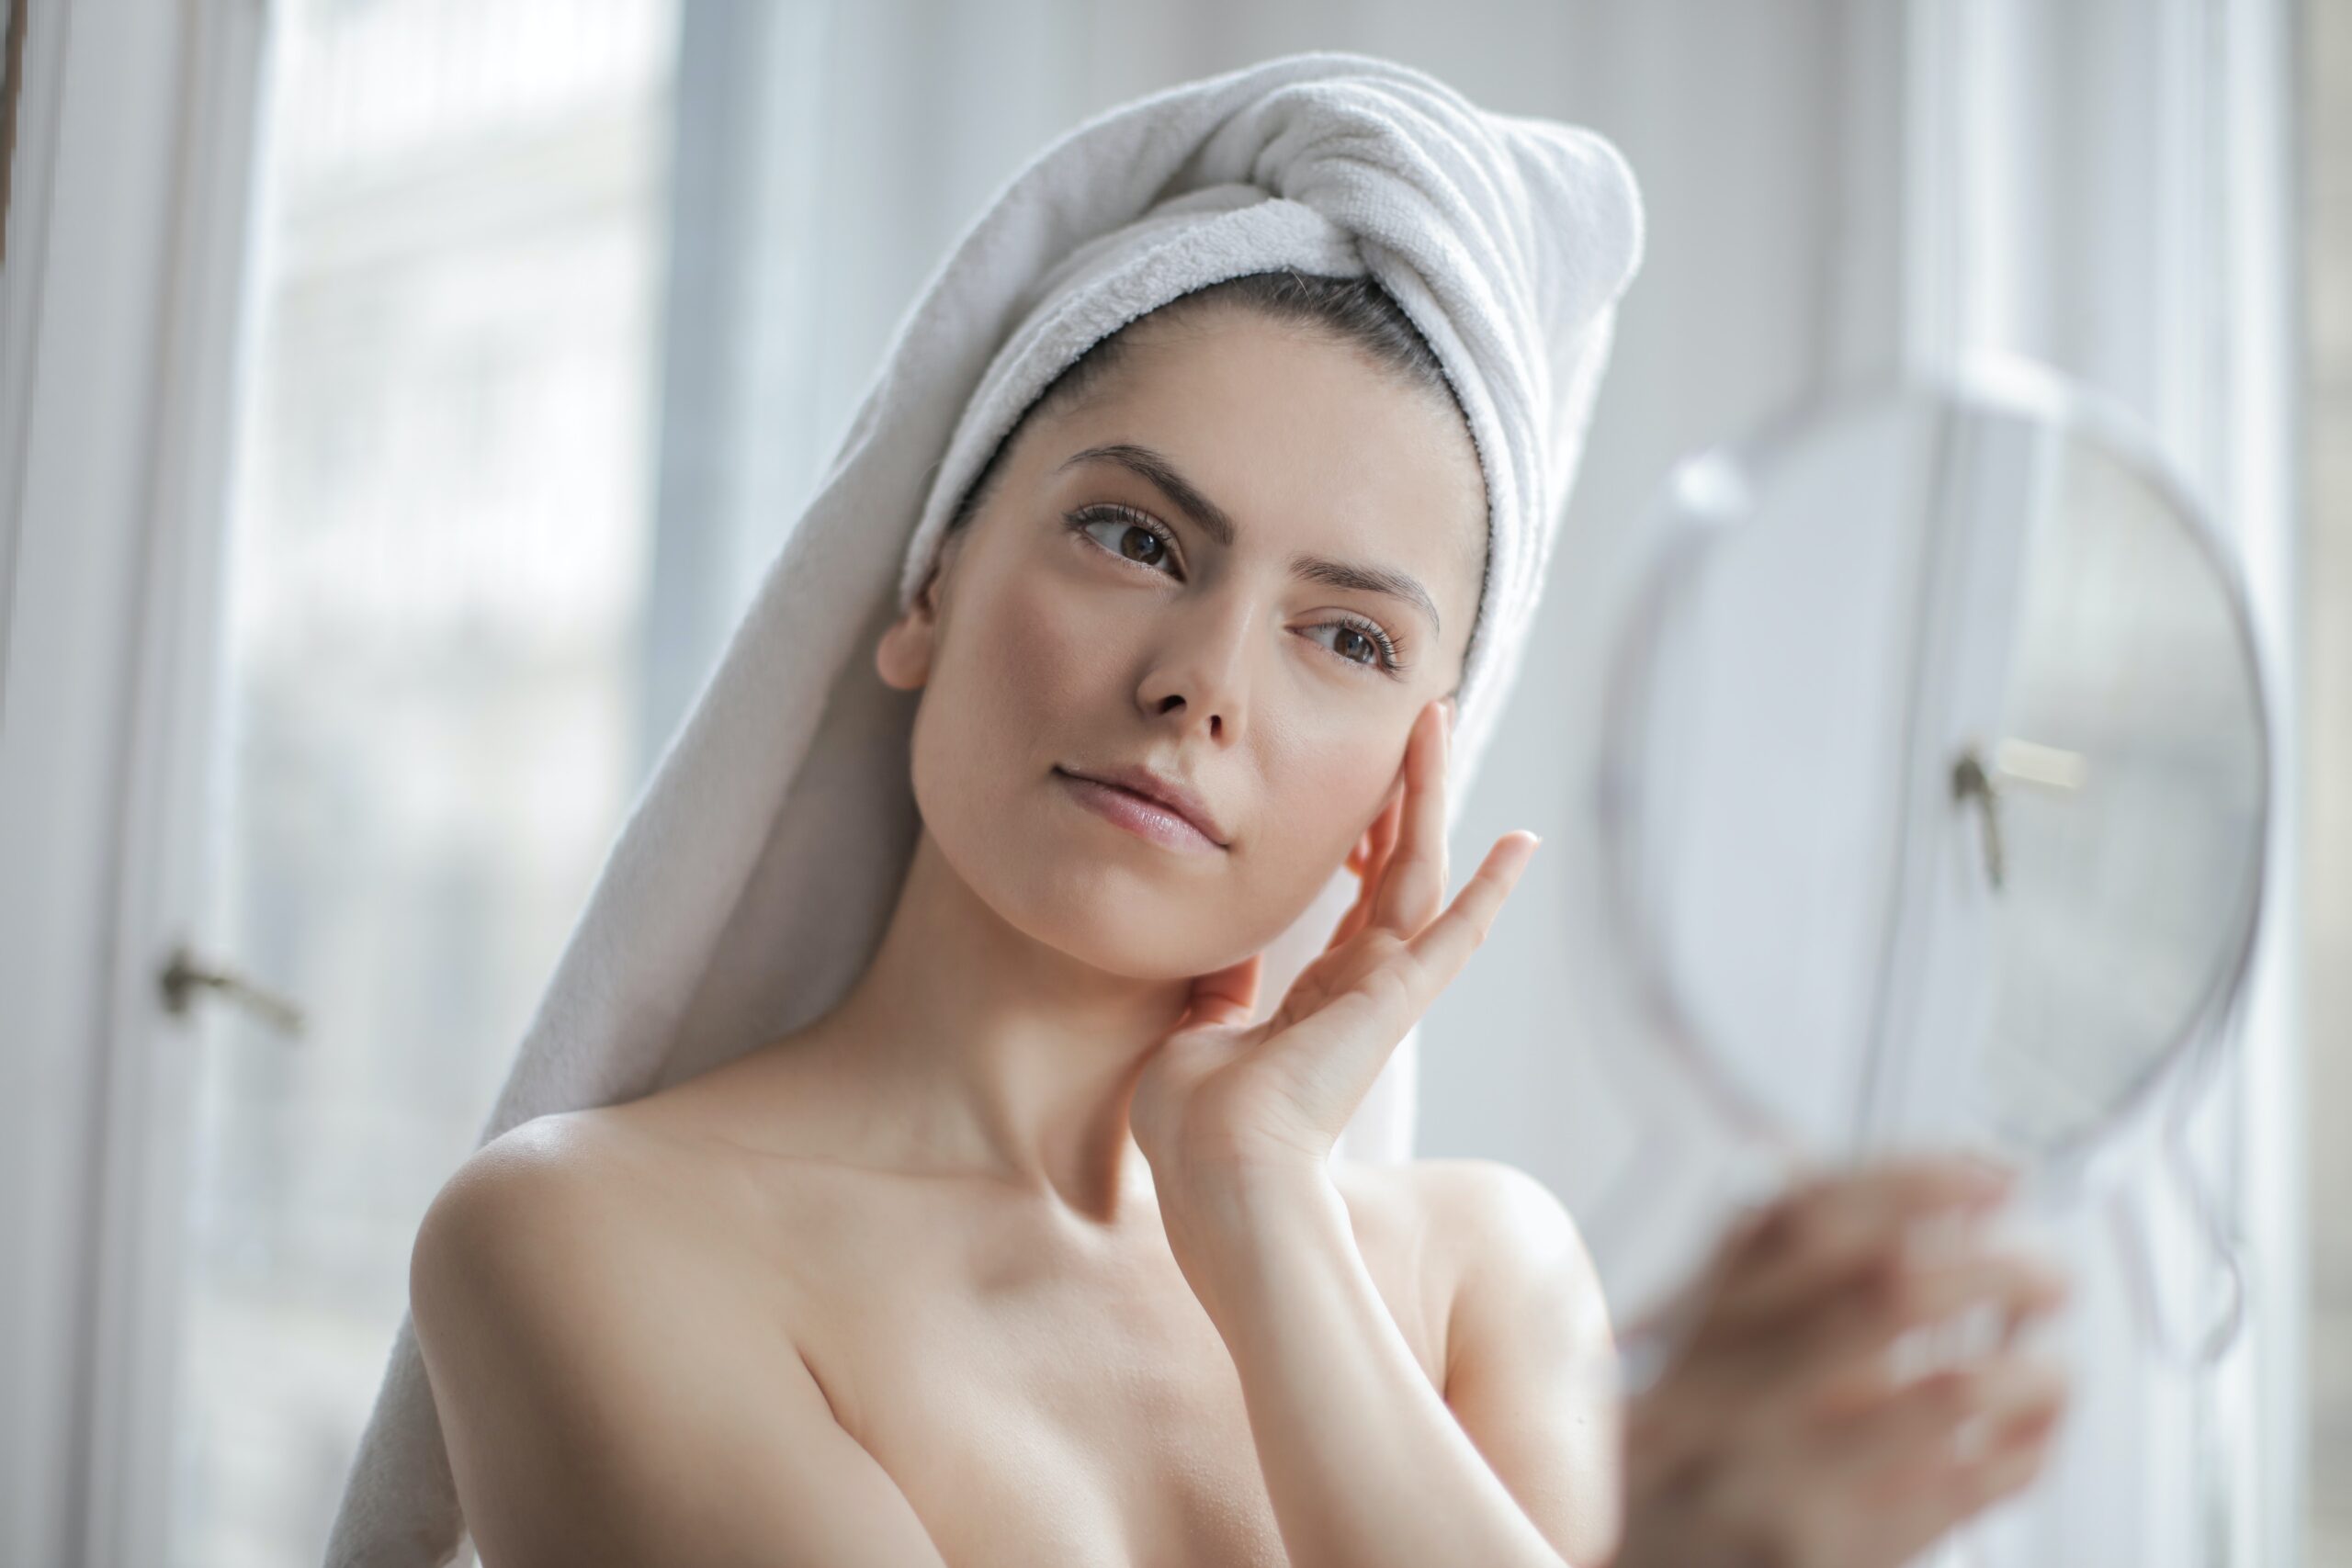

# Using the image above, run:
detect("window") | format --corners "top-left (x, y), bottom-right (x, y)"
top-left (168, 4), bottom-right (679, 1561)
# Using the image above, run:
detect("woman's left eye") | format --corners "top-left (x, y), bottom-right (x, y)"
top-left (1306, 617), bottom-right (1404, 674)
top-left (1070, 506), bottom-right (1179, 574)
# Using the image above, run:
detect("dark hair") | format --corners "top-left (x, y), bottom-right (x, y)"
top-left (941, 269), bottom-right (1478, 546)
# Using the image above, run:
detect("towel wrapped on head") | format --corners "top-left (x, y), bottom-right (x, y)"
top-left (325, 48), bottom-right (1645, 1568)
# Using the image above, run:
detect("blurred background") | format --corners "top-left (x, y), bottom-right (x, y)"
top-left (0, 1), bottom-right (2342, 1564)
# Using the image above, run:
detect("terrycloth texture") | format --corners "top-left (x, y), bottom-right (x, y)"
top-left (324, 49), bottom-right (1644, 1567)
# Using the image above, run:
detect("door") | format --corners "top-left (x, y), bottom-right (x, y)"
top-left (0, 3), bottom-right (683, 1563)
top-left (163, 5), bottom-right (682, 1563)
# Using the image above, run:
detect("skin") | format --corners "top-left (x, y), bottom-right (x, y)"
top-left (409, 305), bottom-right (2072, 1568)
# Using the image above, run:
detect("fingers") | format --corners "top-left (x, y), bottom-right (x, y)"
top-left (1760, 1246), bottom-right (2073, 1416)
top-left (1182, 952), bottom-right (1264, 1030)
top-left (1822, 1349), bottom-right (2070, 1517)
top-left (1621, 1159), bottom-right (2074, 1568)
top-left (1777, 1349), bottom-right (2068, 1565)
top-left (1370, 700), bottom-right (1453, 936)
top-left (1345, 783), bottom-right (1405, 878)
top-left (1708, 1155), bottom-right (2018, 1331)
top-left (1670, 1156), bottom-right (2071, 1426)
top-left (1940, 1385), bottom-right (2070, 1514)
top-left (1839, 1351), bottom-right (2068, 1470)
top-left (1329, 696), bottom-right (1537, 1019)
top-left (1396, 830), bottom-right (1541, 1005)
top-left (1328, 788), bottom-right (1406, 953)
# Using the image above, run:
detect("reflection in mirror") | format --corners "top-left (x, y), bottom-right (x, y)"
top-left (1598, 360), bottom-right (2269, 1173)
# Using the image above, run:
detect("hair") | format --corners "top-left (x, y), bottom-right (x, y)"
top-left (941, 269), bottom-right (1480, 549)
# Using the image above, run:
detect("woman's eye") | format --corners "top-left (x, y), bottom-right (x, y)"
top-left (1071, 506), bottom-right (1401, 676)
top-left (1073, 508), bottom-right (1178, 574)
top-left (1309, 618), bottom-right (1402, 674)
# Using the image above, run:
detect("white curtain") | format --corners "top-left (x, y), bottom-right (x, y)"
top-left (1901, 3), bottom-right (2304, 1564)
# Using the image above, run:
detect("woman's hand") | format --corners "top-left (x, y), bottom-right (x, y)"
top-left (1130, 696), bottom-right (1539, 1198)
top-left (1611, 1154), bottom-right (2075, 1568)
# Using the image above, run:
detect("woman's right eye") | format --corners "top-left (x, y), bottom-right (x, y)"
top-left (1069, 506), bottom-right (1180, 576)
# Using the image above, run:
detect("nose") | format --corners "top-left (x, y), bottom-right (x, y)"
top-left (1135, 588), bottom-right (1257, 745)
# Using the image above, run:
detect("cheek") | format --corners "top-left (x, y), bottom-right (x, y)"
top-left (995, 570), bottom-right (1112, 724)
top-left (920, 561), bottom-right (1105, 773)
top-left (1260, 728), bottom-right (1398, 884)
top-left (1201, 720), bottom-right (1400, 961)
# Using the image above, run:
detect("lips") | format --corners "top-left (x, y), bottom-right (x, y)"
top-left (1054, 764), bottom-right (1228, 852)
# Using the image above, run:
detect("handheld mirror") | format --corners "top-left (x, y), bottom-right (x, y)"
top-left (1595, 356), bottom-right (2272, 1179)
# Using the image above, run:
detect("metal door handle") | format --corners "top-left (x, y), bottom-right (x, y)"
top-left (1951, 738), bottom-right (2087, 894)
top-left (158, 942), bottom-right (306, 1038)
top-left (1951, 749), bottom-right (2008, 891)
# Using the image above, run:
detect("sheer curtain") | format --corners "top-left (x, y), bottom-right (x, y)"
top-left (1900, 3), bottom-right (2303, 1563)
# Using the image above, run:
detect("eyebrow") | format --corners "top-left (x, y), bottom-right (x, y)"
top-left (1052, 442), bottom-right (1442, 637)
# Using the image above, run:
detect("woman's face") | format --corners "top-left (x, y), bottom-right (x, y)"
top-left (878, 305), bottom-right (1488, 981)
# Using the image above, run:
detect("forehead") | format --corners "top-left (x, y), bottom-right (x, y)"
top-left (1033, 310), bottom-right (1488, 609)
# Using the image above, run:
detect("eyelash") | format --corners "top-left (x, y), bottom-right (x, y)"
top-left (1065, 502), bottom-right (1408, 677)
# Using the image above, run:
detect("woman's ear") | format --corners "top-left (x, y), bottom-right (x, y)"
top-left (875, 595), bottom-right (933, 692)
top-left (875, 550), bottom-right (953, 691)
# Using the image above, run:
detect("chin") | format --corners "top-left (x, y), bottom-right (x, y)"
top-left (1010, 846), bottom-right (1232, 979)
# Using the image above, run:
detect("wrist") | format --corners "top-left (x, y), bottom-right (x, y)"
top-left (1154, 1153), bottom-right (1347, 1310)
top-left (1156, 1144), bottom-right (1333, 1234)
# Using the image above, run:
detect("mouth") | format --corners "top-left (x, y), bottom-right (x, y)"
top-left (1052, 767), bottom-right (1227, 855)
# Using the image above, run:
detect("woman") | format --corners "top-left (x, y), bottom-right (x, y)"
top-left (407, 272), bottom-right (2071, 1568)
top-left (334, 53), bottom-right (2073, 1568)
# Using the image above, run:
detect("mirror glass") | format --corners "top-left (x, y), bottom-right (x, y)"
top-left (1597, 361), bottom-right (2271, 1168)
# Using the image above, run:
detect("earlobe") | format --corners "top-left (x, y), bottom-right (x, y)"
top-left (874, 601), bottom-right (934, 691)
top-left (876, 558), bottom-right (952, 691)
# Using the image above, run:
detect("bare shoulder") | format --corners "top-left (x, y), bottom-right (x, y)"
top-left (407, 1109), bottom-right (952, 1565)
top-left (1414, 1158), bottom-right (1600, 1279)
top-left (413, 1108), bottom-right (719, 1295)
top-left (407, 1109), bottom-right (774, 1411)
top-left (1333, 1156), bottom-right (1601, 1301)
top-left (1380, 1158), bottom-right (1623, 1566)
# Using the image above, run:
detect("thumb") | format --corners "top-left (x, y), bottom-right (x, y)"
top-left (1181, 952), bottom-right (1264, 1030)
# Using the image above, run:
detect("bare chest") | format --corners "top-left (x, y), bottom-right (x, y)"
top-left (776, 1176), bottom-right (1446, 1568)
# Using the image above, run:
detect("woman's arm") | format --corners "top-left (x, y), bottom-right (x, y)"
top-left (1159, 1155), bottom-right (1589, 1568)
top-left (1430, 1159), bottom-right (1623, 1563)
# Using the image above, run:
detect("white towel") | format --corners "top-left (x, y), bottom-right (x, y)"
top-left (323, 48), bottom-right (1644, 1567)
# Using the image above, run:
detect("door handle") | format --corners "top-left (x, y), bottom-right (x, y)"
top-left (157, 941), bottom-right (306, 1038)
top-left (1951, 738), bottom-right (2087, 894)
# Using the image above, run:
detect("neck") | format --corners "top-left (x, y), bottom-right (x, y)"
top-left (808, 828), bottom-right (1197, 1226)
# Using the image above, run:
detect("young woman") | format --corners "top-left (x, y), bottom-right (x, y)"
top-left (407, 272), bottom-right (2072, 1568)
